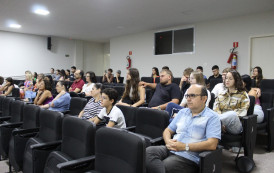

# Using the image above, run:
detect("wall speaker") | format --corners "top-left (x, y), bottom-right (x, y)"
top-left (47, 37), bottom-right (52, 50)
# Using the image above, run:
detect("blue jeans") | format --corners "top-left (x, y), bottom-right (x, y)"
top-left (219, 111), bottom-right (243, 135)
top-left (165, 102), bottom-right (184, 123)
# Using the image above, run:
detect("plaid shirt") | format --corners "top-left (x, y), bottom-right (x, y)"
top-left (213, 90), bottom-right (250, 117)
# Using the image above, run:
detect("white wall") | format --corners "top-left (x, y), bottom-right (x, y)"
top-left (0, 31), bottom-right (104, 78)
top-left (110, 11), bottom-right (274, 78)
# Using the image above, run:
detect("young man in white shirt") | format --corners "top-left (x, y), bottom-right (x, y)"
top-left (91, 88), bottom-right (126, 128)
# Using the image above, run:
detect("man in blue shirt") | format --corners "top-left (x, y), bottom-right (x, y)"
top-left (146, 84), bottom-right (221, 173)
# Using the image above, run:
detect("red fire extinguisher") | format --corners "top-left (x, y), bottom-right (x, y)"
top-left (126, 56), bottom-right (131, 69)
top-left (227, 42), bottom-right (238, 69)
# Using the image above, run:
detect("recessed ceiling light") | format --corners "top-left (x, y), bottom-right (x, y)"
top-left (9, 24), bottom-right (21, 29)
top-left (34, 9), bottom-right (50, 15)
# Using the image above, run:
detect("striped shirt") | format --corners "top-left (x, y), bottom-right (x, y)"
top-left (213, 90), bottom-right (250, 117)
top-left (82, 98), bottom-right (103, 120)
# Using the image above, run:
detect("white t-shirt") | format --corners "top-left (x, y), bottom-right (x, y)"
top-left (211, 83), bottom-right (227, 98)
top-left (97, 106), bottom-right (126, 128)
top-left (180, 89), bottom-right (211, 107)
top-left (82, 83), bottom-right (95, 94)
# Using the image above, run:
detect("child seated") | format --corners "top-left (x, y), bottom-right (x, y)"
top-left (91, 88), bottom-right (126, 128)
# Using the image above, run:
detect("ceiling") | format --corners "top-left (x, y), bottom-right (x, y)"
top-left (0, 0), bottom-right (273, 42)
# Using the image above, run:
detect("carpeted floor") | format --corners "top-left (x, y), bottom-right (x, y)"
top-left (0, 144), bottom-right (273, 173)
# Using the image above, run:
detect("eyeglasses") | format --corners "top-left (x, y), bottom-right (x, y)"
top-left (185, 94), bottom-right (204, 99)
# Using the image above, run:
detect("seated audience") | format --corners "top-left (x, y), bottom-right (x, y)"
top-left (33, 79), bottom-right (53, 105)
top-left (0, 77), bottom-right (15, 96)
top-left (146, 84), bottom-right (221, 173)
top-left (213, 69), bottom-right (250, 135)
top-left (151, 67), bottom-right (159, 83)
top-left (196, 66), bottom-right (207, 80)
top-left (102, 68), bottom-right (114, 83)
top-left (166, 71), bottom-right (211, 122)
top-left (0, 76), bottom-right (4, 95)
top-left (40, 81), bottom-right (71, 112)
top-left (78, 83), bottom-right (104, 120)
top-left (69, 69), bottom-right (85, 93)
top-left (33, 73), bottom-right (44, 91)
top-left (70, 66), bottom-right (76, 81)
top-left (50, 68), bottom-right (56, 79)
top-left (20, 70), bottom-right (35, 101)
top-left (207, 65), bottom-right (222, 88)
top-left (113, 70), bottom-right (123, 84)
top-left (91, 88), bottom-right (126, 128)
top-left (116, 68), bottom-right (145, 107)
top-left (59, 69), bottom-right (67, 81)
top-left (251, 66), bottom-right (263, 88)
top-left (179, 67), bottom-right (194, 97)
top-left (55, 69), bottom-right (61, 81)
top-left (141, 69), bottom-right (181, 110)
top-left (81, 71), bottom-right (97, 96)
top-left (211, 67), bottom-right (231, 98)
top-left (33, 72), bottom-right (38, 82)
top-left (242, 74), bottom-right (264, 123)
top-left (65, 69), bottom-right (70, 81)
top-left (44, 75), bottom-right (54, 91)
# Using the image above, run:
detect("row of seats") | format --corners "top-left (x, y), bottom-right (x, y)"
top-left (0, 96), bottom-right (223, 173)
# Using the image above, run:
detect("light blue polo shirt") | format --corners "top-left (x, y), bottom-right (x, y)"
top-left (168, 107), bottom-right (221, 164)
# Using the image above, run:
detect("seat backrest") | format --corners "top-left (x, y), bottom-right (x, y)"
top-left (113, 86), bottom-right (125, 100)
top-left (172, 77), bottom-right (181, 85)
top-left (116, 105), bottom-right (137, 127)
top-left (9, 100), bottom-right (24, 123)
top-left (145, 88), bottom-right (154, 104)
top-left (61, 116), bottom-right (95, 159)
top-left (208, 93), bottom-right (215, 109)
top-left (0, 96), bottom-right (5, 112)
top-left (247, 96), bottom-right (255, 116)
top-left (22, 104), bottom-right (40, 129)
top-left (69, 97), bottom-right (87, 115)
top-left (1, 97), bottom-right (14, 117)
top-left (140, 77), bottom-right (153, 83)
top-left (11, 88), bottom-right (20, 98)
top-left (95, 127), bottom-right (146, 173)
top-left (96, 76), bottom-right (103, 83)
top-left (209, 78), bottom-right (223, 91)
top-left (260, 79), bottom-right (274, 93)
top-left (38, 109), bottom-right (63, 142)
top-left (135, 108), bottom-right (169, 138)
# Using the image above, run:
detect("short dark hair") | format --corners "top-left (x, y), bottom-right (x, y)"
top-left (51, 68), bottom-right (54, 71)
top-left (0, 76), bottom-right (4, 85)
top-left (212, 65), bottom-right (219, 70)
top-left (71, 66), bottom-right (76, 70)
top-left (162, 66), bottom-right (169, 70)
top-left (196, 66), bottom-right (203, 71)
top-left (94, 83), bottom-right (104, 91)
top-left (102, 88), bottom-right (118, 106)
top-left (57, 81), bottom-right (67, 91)
top-left (108, 68), bottom-right (113, 73)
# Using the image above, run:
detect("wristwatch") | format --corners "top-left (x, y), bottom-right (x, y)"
top-left (185, 143), bottom-right (189, 151)
top-left (157, 106), bottom-right (161, 110)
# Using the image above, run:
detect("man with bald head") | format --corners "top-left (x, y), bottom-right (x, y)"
top-left (146, 84), bottom-right (221, 173)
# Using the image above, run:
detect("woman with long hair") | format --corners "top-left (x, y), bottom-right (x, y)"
top-left (78, 83), bottom-right (104, 120)
top-left (0, 77), bottom-right (15, 96)
top-left (59, 69), bottom-right (67, 81)
top-left (251, 66), bottom-right (263, 88)
top-left (214, 69), bottom-right (250, 135)
top-left (20, 70), bottom-right (35, 101)
top-left (81, 71), bottom-right (97, 96)
top-left (117, 68), bottom-right (145, 107)
top-left (34, 79), bottom-right (53, 105)
top-left (151, 67), bottom-right (159, 83)
top-left (242, 74), bottom-right (264, 123)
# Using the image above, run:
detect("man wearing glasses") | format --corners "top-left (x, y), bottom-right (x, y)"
top-left (146, 84), bottom-right (221, 173)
